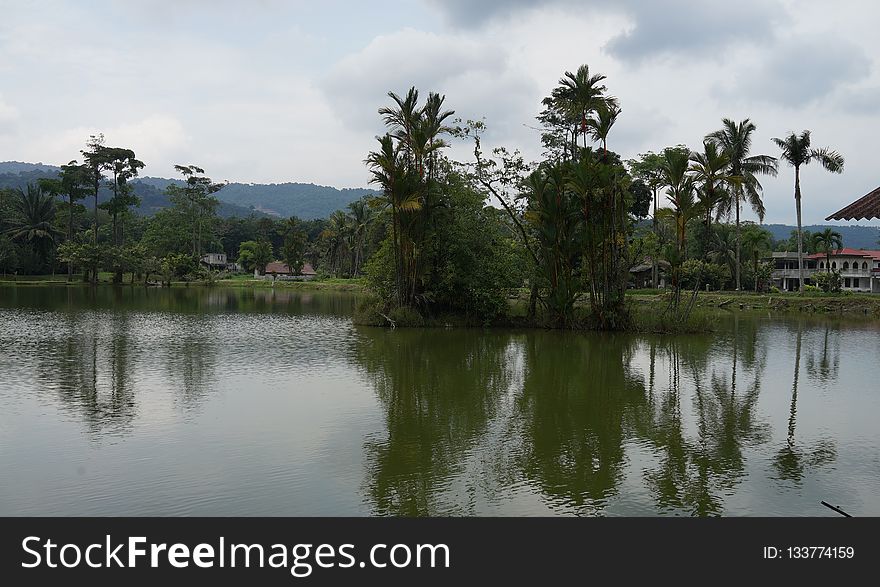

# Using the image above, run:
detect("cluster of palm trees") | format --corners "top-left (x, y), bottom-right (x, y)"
top-left (318, 199), bottom-right (376, 278)
top-left (523, 65), bottom-right (634, 328)
top-left (647, 120), bottom-right (843, 294)
top-left (366, 86), bottom-right (455, 306)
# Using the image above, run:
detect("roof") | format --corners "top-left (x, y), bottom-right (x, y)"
top-left (806, 249), bottom-right (880, 260)
top-left (264, 262), bottom-right (317, 275)
top-left (826, 186), bottom-right (880, 220)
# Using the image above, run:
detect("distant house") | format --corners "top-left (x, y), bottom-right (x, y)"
top-left (200, 252), bottom-right (238, 271)
top-left (766, 249), bottom-right (880, 293)
top-left (629, 257), bottom-right (669, 289)
top-left (255, 261), bottom-right (317, 280)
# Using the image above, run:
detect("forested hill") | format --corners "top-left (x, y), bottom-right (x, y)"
top-left (134, 177), bottom-right (376, 219)
top-left (0, 161), bottom-right (375, 220)
top-left (764, 224), bottom-right (880, 250)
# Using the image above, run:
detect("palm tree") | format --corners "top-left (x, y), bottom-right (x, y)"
top-left (689, 141), bottom-right (737, 260)
top-left (707, 118), bottom-right (778, 290)
top-left (659, 147), bottom-right (698, 257)
top-left (741, 227), bottom-right (772, 291)
top-left (544, 64), bottom-right (618, 156)
top-left (772, 131), bottom-right (845, 292)
top-left (810, 228), bottom-right (843, 272)
top-left (5, 183), bottom-right (63, 263)
top-left (586, 102), bottom-right (621, 154)
top-left (365, 134), bottom-right (422, 306)
top-left (347, 199), bottom-right (374, 277)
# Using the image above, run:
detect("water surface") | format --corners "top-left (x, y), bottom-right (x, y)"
top-left (1, 285), bottom-right (878, 516)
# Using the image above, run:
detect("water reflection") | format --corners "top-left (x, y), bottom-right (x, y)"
top-left (353, 328), bottom-right (518, 515)
top-left (0, 286), bottom-right (873, 516)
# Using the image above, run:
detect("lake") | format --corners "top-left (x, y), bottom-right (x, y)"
top-left (1, 285), bottom-right (878, 516)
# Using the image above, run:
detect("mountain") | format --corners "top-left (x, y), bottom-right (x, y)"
top-left (764, 224), bottom-right (880, 250)
top-left (0, 162), bottom-right (376, 219)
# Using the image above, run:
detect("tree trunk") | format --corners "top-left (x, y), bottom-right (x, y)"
top-left (735, 194), bottom-right (741, 291)
top-left (795, 166), bottom-right (804, 293)
top-left (67, 195), bottom-right (74, 282)
top-left (652, 187), bottom-right (658, 288)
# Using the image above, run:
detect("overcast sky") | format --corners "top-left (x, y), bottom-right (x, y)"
top-left (1, 0), bottom-right (878, 225)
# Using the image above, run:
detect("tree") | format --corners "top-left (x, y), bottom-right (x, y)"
top-left (347, 199), bottom-right (375, 276)
top-left (628, 151), bottom-right (668, 287)
top-left (810, 228), bottom-right (843, 272)
top-left (741, 224), bottom-right (773, 291)
top-left (772, 131), bottom-right (844, 292)
top-left (166, 165), bottom-right (225, 257)
top-left (707, 118), bottom-right (778, 290)
top-left (689, 140), bottom-right (737, 260)
top-left (37, 162), bottom-right (91, 280)
top-left (99, 148), bottom-right (144, 283)
top-left (238, 240), bottom-right (272, 274)
top-left (281, 217), bottom-right (307, 275)
top-left (81, 134), bottom-right (112, 281)
top-left (4, 183), bottom-right (63, 268)
top-left (659, 146), bottom-right (697, 257)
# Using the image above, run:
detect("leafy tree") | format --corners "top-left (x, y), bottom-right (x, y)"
top-left (281, 217), bottom-right (307, 275)
top-left (166, 165), bottom-right (225, 257)
top-left (238, 240), bottom-right (272, 273)
top-left (707, 118), bottom-right (778, 290)
top-left (772, 130), bottom-right (844, 293)
top-left (689, 140), bottom-right (737, 259)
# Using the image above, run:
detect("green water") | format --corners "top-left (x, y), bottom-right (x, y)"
top-left (1, 285), bottom-right (878, 516)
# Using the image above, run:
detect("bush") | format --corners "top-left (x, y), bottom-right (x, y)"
top-left (769, 286), bottom-right (781, 294)
top-left (813, 270), bottom-right (842, 293)
top-left (804, 285), bottom-right (821, 293)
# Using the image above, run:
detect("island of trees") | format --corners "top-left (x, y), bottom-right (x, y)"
top-left (0, 63), bottom-right (849, 331)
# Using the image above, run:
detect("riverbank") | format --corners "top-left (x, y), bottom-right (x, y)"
top-left (628, 290), bottom-right (880, 317)
top-left (0, 274), bottom-right (367, 292)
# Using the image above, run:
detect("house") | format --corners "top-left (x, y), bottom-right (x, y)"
top-left (254, 261), bottom-right (317, 280)
top-left (767, 252), bottom-right (817, 292)
top-left (629, 257), bottom-right (669, 289)
top-left (200, 252), bottom-right (228, 269)
top-left (767, 250), bottom-right (880, 293)
top-left (808, 249), bottom-right (880, 293)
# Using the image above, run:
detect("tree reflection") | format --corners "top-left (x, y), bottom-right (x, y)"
top-left (354, 327), bottom-right (517, 516)
top-left (773, 322), bottom-right (837, 485)
top-left (510, 332), bottom-right (647, 515)
top-left (43, 311), bottom-right (137, 437)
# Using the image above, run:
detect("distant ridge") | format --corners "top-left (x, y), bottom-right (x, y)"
top-left (763, 223), bottom-right (880, 250)
top-left (0, 161), bottom-right (376, 220)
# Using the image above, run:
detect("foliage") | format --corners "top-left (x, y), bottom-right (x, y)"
top-left (814, 269), bottom-right (842, 293)
top-left (237, 240), bottom-right (273, 273)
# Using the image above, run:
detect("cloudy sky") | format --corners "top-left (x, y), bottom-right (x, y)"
top-left (1, 0), bottom-right (878, 225)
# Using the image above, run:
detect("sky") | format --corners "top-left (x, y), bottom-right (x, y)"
top-left (1, 0), bottom-right (879, 225)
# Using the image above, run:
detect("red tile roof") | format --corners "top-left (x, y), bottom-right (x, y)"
top-left (826, 186), bottom-right (880, 220)
top-left (807, 248), bottom-right (880, 260)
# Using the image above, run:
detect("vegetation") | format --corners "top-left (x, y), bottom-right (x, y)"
top-left (0, 61), bottom-right (863, 333)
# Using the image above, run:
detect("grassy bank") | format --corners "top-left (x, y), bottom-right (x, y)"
top-left (0, 273), bottom-right (367, 292)
top-left (628, 289), bottom-right (880, 318)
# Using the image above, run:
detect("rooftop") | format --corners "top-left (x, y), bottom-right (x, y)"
top-left (826, 186), bottom-right (880, 221)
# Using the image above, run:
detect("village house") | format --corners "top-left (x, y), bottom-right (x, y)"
top-left (767, 250), bottom-right (880, 293)
top-left (199, 252), bottom-right (240, 272)
top-left (254, 261), bottom-right (317, 281)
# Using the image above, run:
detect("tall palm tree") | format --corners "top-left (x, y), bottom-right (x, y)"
top-left (707, 118), bottom-right (778, 290)
top-left (5, 183), bottom-right (63, 262)
top-left (772, 131), bottom-right (845, 292)
top-left (544, 64), bottom-right (618, 156)
top-left (365, 134), bottom-right (422, 306)
top-left (689, 141), bottom-right (737, 260)
top-left (810, 228), bottom-right (843, 272)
